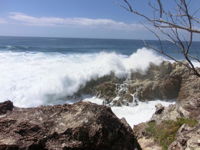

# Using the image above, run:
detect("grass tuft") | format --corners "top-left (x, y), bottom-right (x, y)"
top-left (145, 118), bottom-right (198, 150)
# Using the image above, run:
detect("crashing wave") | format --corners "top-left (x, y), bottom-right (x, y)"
top-left (0, 48), bottom-right (164, 107)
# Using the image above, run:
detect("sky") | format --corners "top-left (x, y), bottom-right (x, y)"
top-left (0, 0), bottom-right (199, 39)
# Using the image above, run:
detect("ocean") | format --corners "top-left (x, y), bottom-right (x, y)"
top-left (1, 36), bottom-right (199, 126)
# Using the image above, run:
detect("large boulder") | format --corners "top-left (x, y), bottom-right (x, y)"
top-left (0, 101), bottom-right (140, 150)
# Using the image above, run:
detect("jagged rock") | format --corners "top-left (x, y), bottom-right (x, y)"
top-left (169, 124), bottom-right (200, 150)
top-left (128, 76), bottom-right (181, 101)
top-left (133, 123), bottom-right (163, 150)
top-left (68, 61), bottom-right (187, 106)
top-left (151, 104), bottom-right (182, 123)
top-left (95, 82), bottom-right (117, 101)
top-left (131, 61), bottom-right (200, 149)
top-left (130, 61), bottom-right (173, 80)
top-left (128, 61), bottom-right (182, 101)
top-left (0, 101), bottom-right (141, 150)
top-left (138, 138), bottom-right (162, 150)
top-left (155, 104), bottom-right (164, 114)
top-left (75, 73), bottom-right (124, 97)
top-left (0, 100), bottom-right (13, 115)
top-left (66, 61), bottom-right (182, 106)
top-left (177, 74), bottom-right (200, 120)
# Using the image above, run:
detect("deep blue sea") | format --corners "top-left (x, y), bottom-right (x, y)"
top-left (0, 36), bottom-right (200, 57)
top-left (0, 36), bottom-right (199, 108)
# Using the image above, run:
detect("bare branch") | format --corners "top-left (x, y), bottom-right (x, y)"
top-left (121, 0), bottom-right (200, 77)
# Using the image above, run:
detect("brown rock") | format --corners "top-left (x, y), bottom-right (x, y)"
top-left (155, 104), bottom-right (164, 114)
top-left (177, 75), bottom-right (200, 120)
top-left (169, 124), bottom-right (200, 150)
top-left (0, 100), bottom-right (13, 115)
top-left (0, 101), bottom-right (140, 150)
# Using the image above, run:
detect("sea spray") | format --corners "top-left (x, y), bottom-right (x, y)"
top-left (0, 48), bottom-right (163, 107)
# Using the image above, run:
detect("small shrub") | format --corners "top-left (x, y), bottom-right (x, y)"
top-left (145, 118), bottom-right (198, 150)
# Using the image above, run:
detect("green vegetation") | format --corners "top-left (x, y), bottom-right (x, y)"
top-left (145, 118), bottom-right (198, 150)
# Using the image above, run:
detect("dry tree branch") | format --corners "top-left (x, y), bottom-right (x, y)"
top-left (121, 0), bottom-right (200, 77)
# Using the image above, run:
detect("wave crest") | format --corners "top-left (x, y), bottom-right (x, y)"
top-left (0, 48), bottom-right (164, 107)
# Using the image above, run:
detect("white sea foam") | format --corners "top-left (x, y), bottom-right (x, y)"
top-left (0, 48), bottom-right (164, 107)
top-left (83, 97), bottom-right (174, 126)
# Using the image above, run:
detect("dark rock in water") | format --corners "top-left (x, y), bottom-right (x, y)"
top-left (129, 61), bottom-right (182, 101)
top-left (71, 61), bottom-right (184, 106)
top-left (75, 73), bottom-right (124, 97)
top-left (0, 100), bottom-right (13, 115)
top-left (95, 81), bottom-right (117, 101)
top-left (155, 104), bottom-right (164, 114)
top-left (0, 101), bottom-right (141, 150)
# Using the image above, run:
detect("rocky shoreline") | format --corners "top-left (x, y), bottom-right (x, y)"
top-left (73, 61), bottom-right (185, 106)
top-left (0, 61), bottom-right (200, 150)
top-left (0, 101), bottom-right (141, 150)
top-left (74, 61), bottom-right (200, 149)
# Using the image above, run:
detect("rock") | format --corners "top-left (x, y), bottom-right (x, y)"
top-left (68, 61), bottom-right (187, 106)
top-left (130, 61), bottom-right (173, 80)
top-left (151, 104), bottom-right (182, 124)
top-left (169, 124), bottom-right (200, 150)
top-left (128, 61), bottom-right (182, 101)
top-left (155, 104), bottom-right (164, 114)
top-left (177, 74), bottom-right (200, 120)
top-left (131, 61), bottom-right (200, 149)
top-left (133, 123), bottom-right (162, 150)
top-left (0, 100), bottom-right (13, 115)
top-left (96, 82), bottom-right (117, 102)
top-left (138, 138), bottom-right (162, 150)
top-left (0, 101), bottom-right (141, 150)
top-left (74, 73), bottom-right (124, 97)
top-left (129, 76), bottom-right (181, 101)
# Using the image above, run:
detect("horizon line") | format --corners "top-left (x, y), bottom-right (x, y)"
top-left (1, 35), bottom-right (200, 42)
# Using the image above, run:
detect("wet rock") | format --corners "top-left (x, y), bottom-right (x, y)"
top-left (0, 101), bottom-right (140, 150)
top-left (95, 82), bottom-right (117, 101)
top-left (75, 73), bottom-right (124, 97)
top-left (128, 61), bottom-right (182, 101)
top-left (129, 76), bottom-right (181, 101)
top-left (69, 61), bottom-right (186, 106)
top-left (130, 61), bottom-right (173, 80)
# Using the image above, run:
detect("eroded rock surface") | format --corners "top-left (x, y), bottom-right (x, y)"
top-left (169, 124), bottom-right (200, 150)
top-left (0, 101), bottom-right (140, 150)
top-left (72, 61), bottom-right (185, 106)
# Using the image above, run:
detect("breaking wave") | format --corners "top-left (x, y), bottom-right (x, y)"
top-left (0, 48), bottom-right (164, 107)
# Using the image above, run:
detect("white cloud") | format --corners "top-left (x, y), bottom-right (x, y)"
top-left (9, 12), bottom-right (144, 30)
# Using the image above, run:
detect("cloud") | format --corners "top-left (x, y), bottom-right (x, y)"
top-left (9, 12), bottom-right (144, 30)
top-left (0, 18), bottom-right (7, 24)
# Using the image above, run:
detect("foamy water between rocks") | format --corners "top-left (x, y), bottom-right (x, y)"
top-left (83, 97), bottom-right (174, 127)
